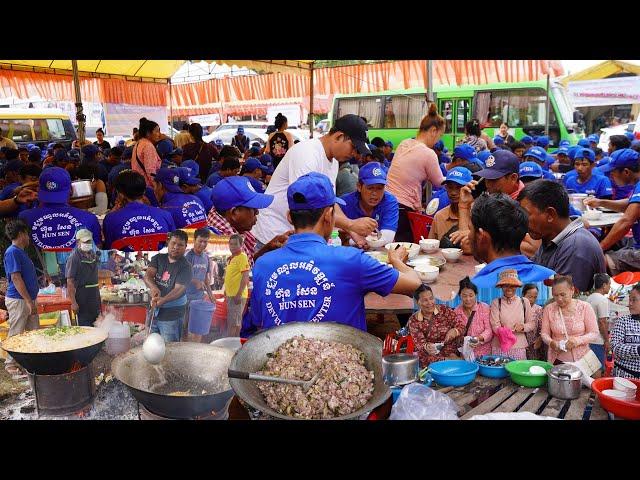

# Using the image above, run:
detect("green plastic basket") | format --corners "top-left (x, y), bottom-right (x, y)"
top-left (504, 360), bottom-right (553, 387)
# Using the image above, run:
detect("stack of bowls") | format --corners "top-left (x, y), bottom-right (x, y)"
top-left (603, 377), bottom-right (638, 401)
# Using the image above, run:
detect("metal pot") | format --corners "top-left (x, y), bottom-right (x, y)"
top-left (71, 180), bottom-right (93, 198)
top-left (548, 364), bottom-right (583, 400)
top-left (142, 291), bottom-right (150, 303)
top-left (126, 291), bottom-right (141, 304)
top-left (382, 353), bottom-right (419, 387)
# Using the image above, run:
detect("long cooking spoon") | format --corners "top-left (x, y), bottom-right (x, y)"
top-left (228, 369), bottom-right (321, 392)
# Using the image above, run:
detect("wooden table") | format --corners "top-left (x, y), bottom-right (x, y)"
top-left (586, 212), bottom-right (623, 229)
top-left (432, 376), bottom-right (609, 420)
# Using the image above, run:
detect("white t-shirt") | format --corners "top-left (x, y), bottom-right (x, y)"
top-left (251, 138), bottom-right (339, 244)
top-left (586, 292), bottom-right (609, 345)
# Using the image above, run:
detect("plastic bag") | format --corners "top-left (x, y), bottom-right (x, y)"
top-left (459, 336), bottom-right (476, 362)
top-left (389, 383), bottom-right (459, 420)
top-left (38, 283), bottom-right (56, 295)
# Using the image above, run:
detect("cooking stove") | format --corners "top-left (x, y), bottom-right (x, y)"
top-left (27, 364), bottom-right (97, 417)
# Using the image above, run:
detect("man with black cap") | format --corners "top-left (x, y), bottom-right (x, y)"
top-left (251, 114), bottom-right (378, 250)
top-left (242, 172), bottom-right (421, 336)
top-left (474, 150), bottom-right (525, 200)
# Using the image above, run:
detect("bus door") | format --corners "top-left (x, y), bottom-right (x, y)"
top-left (438, 99), bottom-right (455, 151)
top-left (454, 98), bottom-right (472, 146)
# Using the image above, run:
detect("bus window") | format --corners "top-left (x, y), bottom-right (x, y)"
top-left (475, 92), bottom-right (492, 128)
top-left (456, 99), bottom-right (470, 133)
top-left (33, 118), bottom-right (66, 140)
top-left (336, 97), bottom-right (383, 128)
top-left (439, 99), bottom-right (453, 134)
top-left (0, 119), bottom-right (33, 142)
top-left (384, 95), bottom-right (429, 129)
top-left (478, 89), bottom-right (558, 130)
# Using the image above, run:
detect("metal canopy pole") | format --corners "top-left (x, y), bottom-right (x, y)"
top-left (169, 78), bottom-right (174, 139)
top-left (72, 60), bottom-right (85, 162)
top-left (545, 69), bottom-right (551, 137)
top-left (426, 60), bottom-right (434, 105)
top-left (309, 63), bottom-right (314, 139)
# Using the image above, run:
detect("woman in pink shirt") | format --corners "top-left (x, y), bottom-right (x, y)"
top-left (541, 275), bottom-right (599, 366)
top-left (131, 117), bottom-right (161, 187)
top-left (386, 103), bottom-right (446, 242)
top-left (489, 269), bottom-right (535, 360)
top-left (454, 277), bottom-right (493, 357)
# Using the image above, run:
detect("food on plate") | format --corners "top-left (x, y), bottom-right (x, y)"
top-left (257, 336), bottom-right (374, 419)
top-left (1, 326), bottom-right (107, 353)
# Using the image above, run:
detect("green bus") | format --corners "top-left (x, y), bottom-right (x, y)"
top-left (329, 79), bottom-right (584, 151)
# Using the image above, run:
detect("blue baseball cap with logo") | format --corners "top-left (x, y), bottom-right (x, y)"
top-left (600, 148), bottom-right (640, 173)
top-left (244, 157), bottom-right (270, 174)
top-left (214, 139), bottom-right (224, 147)
top-left (625, 132), bottom-right (635, 142)
top-left (287, 172), bottom-right (346, 211)
top-left (453, 144), bottom-right (477, 161)
top-left (155, 167), bottom-right (183, 193)
top-left (476, 150), bottom-right (491, 166)
top-left (596, 157), bottom-right (611, 168)
top-left (156, 139), bottom-right (174, 159)
top-left (493, 136), bottom-right (504, 146)
top-left (567, 145), bottom-right (581, 161)
top-left (181, 160), bottom-right (200, 180)
top-left (212, 175), bottom-right (274, 211)
top-left (524, 147), bottom-right (547, 164)
top-left (577, 138), bottom-right (590, 148)
top-left (39, 167), bottom-right (71, 203)
top-left (521, 135), bottom-right (533, 144)
top-left (575, 148), bottom-right (596, 163)
top-left (475, 150), bottom-right (520, 180)
top-left (556, 147), bottom-right (569, 156)
top-left (587, 134), bottom-right (599, 144)
top-left (117, 139), bottom-right (126, 147)
top-left (559, 140), bottom-right (571, 148)
top-left (237, 127), bottom-right (245, 134)
top-left (359, 162), bottom-right (387, 186)
top-left (443, 166), bottom-right (472, 186)
top-left (249, 146), bottom-right (262, 156)
top-left (177, 166), bottom-right (199, 186)
top-left (536, 135), bottom-right (550, 148)
top-left (519, 161), bottom-right (543, 179)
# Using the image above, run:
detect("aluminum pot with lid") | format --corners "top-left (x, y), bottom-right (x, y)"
top-left (382, 353), bottom-right (419, 387)
top-left (548, 364), bottom-right (583, 400)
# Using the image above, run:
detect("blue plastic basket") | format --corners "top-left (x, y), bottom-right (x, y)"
top-left (428, 360), bottom-right (479, 387)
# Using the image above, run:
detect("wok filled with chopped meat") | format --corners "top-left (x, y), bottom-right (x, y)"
top-left (228, 322), bottom-right (390, 420)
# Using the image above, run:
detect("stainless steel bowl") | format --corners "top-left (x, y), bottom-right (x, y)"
top-left (71, 180), bottom-right (93, 198)
top-left (382, 353), bottom-right (419, 386)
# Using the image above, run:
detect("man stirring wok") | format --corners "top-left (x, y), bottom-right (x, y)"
top-left (65, 229), bottom-right (101, 326)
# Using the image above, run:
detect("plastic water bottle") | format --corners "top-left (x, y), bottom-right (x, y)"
top-left (328, 230), bottom-right (341, 247)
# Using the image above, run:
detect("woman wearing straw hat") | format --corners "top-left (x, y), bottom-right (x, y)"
top-left (489, 269), bottom-right (535, 360)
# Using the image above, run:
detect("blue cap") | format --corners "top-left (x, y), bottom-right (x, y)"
top-left (237, 127), bottom-right (245, 134)
top-left (440, 153), bottom-right (452, 164)
top-left (358, 162), bottom-right (387, 185)
top-left (287, 172), bottom-right (346, 211)
top-left (545, 153), bottom-right (556, 166)
top-left (556, 147), bottom-right (569, 156)
top-left (214, 139), bottom-right (224, 147)
top-left (536, 136), bottom-right (550, 148)
top-left (493, 136), bottom-right (504, 146)
top-left (39, 167), bottom-right (71, 203)
top-left (181, 160), bottom-right (200, 178)
top-left (27, 143), bottom-right (35, 150)
top-left (600, 148), bottom-right (640, 173)
top-left (156, 139), bottom-right (174, 159)
top-left (249, 146), bottom-right (261, 156)
top-left (519, 162), bottom-right (543, 178)
top-left (46, 142), bottom-right (56, 150)
top-left (596, 157), bottom-right (611, 168)
top-left (587, 134), bottom-right (599, 143)
top-left (122, 146), bottom-right (133, 160)
top-left (244, 157), bottom-right (269, 174)
top-left (577, 138), bottom-right (590, 148)
top-left (632, 140), bottom-right (640, 149)
top-left (117, 139), bottom-right (126, 147)
top-left (524, 147), bottom-right (547, 163)
top-left (385, 140), bottom-right (393, 148)
top-left (366, 143), bottom-right (377, 154)
top-left (443, 166), bottom-right (472, 186)
top-left (82, 144), bottom-right (100, 160)
top-left (475, 150), bottom-right (520, 180)
top-left (212, 176), bottom-right (274, 211)
top-left (453, 144), bottom-right (477, 161)
top-left (177, 166), bottom-right (200, 186)
top-left (169, 147), bottom-right (183, 157)
top-left (476, 150), bottom-right (492, 165)
top-left (625, 132), bottom-right (635, 141)
top-left (521, 135), bottom-right (533, 144)
top-left (575, 148), bottom-right (596, 163)
top-left (567, 145), bottom-right (581, 161)
top-left (434, 140), bottom-right (445, 151)
top-left (559, 140), bottom-right (571, 147)
top-left (5, 159), bottom-right (22, 172)
top-left (155, 167), bottom-right (183, 193)
top-left (68, 149), bottom-right (80, 161)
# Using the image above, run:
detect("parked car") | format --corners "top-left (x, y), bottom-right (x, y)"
top-left (598, 122), bottom-right (636, 151)
top-left (203, 128), bottom-right (267, 147)
top-left (0, 108), bottom-right (77, 150)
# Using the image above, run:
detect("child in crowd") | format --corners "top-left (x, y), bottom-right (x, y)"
top-left (223, 234), bottom-right (250, 337)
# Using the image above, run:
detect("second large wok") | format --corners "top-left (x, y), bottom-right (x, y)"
top-left (228, 322), bottom-right (391, 420)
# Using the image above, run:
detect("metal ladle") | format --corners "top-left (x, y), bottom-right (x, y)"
top-left (142, 307), bottom-right (165, 364)
top-left (227, 369), bottom-right (322, 392)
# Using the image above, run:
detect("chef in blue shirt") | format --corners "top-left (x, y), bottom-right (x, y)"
top-left (180, 160), bottom-right (214, 213)
top-left (240, 157), bottom-right (269, 193)
top-left (587, 149), bottom-right (640, 273)
top-left (241, 172), bottom-right (421, 336)
top-left (102, 170), bottom-right (176, 250)
top-left (340, 162), bottom-right (399, 246)
top-left (18, 167), bottom-right (101, 250)
top-left (563, 148), bottom-right (613, 198)
top-left (154, 167), bottom-right (207, 229)
top-left (523, 147), bottom-right (556, 180)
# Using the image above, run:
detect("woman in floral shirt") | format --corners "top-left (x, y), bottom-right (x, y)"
top-left (408, 285), bottom-right (465, 367)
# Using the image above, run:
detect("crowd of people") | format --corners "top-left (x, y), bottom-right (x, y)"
top-left (1, 106), bottom-right (640, 383)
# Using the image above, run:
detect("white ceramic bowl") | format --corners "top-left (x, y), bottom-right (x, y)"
top-left (385, 242), bottom-right (421, 260)
top-left (441, 248), bottom-right (463, 263)
top-left (365, 235), bottom-right (387, 249)
top-left (583, 209), bottom-right (602, 221)
top-left (414, 265), bottom-right (439, 284)
top-left (603, 389), bottom-right (633, 400)
top-left (613, 377), bottom-right (637, 396)
top-left (419, 238), bottom-right (440, 253)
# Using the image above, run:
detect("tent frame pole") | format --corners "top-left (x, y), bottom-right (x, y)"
top-left (72, 60), bottom-right (85, 162)
top-left (309, 63), bottom-right (315, 139)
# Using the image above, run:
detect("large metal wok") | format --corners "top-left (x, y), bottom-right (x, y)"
top-left (228, 322), bottom-right (391, 420)
top-left (1, 327), bottom-right (107, 375)
top-left (111, 343), bottom-right (235, 419)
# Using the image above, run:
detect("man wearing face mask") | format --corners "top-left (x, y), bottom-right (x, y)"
top-left (65, 229), bottom-right (101, 327)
